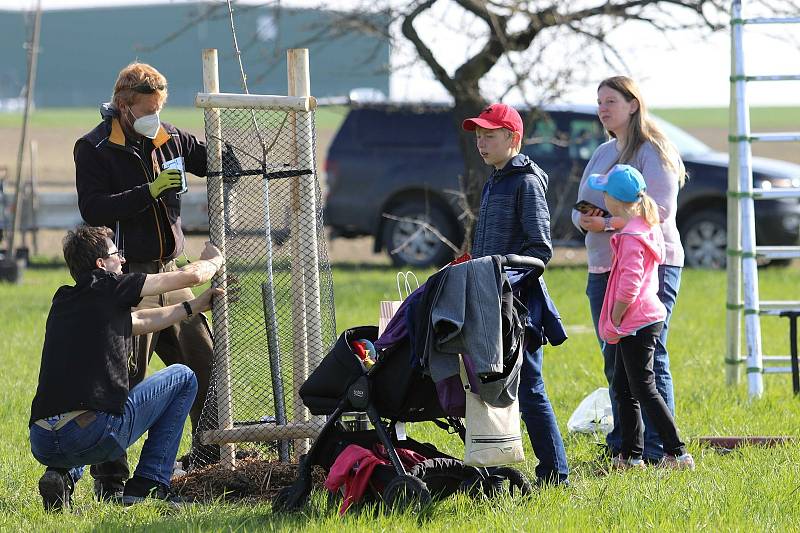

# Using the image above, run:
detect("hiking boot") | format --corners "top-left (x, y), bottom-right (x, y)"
top-left (611, 454), bottom-right (646, 470)
top-left (121, 475), bottom-right (192, 508)
top-left (658, 453), bottom-right (696, 471)
top-left (38, 469), bottom-right (73, 512)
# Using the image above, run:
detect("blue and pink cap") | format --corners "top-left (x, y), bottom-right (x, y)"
top-left (588, 164), bottom-right (646, 203)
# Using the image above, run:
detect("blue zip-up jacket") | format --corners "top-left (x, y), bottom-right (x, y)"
top-left (507, 268), bottom-right (568, 353)
top-left (471, 153), bottom-right (553, 264)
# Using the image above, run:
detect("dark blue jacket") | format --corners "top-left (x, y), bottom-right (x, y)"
top-left (507, 269), bottom-right (568, 353)
top-left (471, 153), bottom-right (553, 264)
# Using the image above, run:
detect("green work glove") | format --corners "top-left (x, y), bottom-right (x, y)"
top-left (149, 169), bottom-right (183, 198)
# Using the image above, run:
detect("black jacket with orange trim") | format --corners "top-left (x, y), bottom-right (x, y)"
top-left (75, 107), bottom-right (206, 263)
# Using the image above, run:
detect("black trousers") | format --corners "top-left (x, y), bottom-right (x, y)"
top-left (612, 322), bottom-right (686, 459)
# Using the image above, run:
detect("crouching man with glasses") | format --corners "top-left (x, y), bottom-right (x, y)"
top-left (29, 225), bottom-right (224, 511)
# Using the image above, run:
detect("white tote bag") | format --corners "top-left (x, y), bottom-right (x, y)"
top-left (378, 271), bottom-right (419, 336)
top-left (460, 357), bottom-right (524, 467)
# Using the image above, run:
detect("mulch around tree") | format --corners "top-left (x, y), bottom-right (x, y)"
top-left (173, 457), bottom-right (326, 503)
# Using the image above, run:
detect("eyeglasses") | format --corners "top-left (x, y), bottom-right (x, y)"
top-left (106, 249), bottom-right (124, 258)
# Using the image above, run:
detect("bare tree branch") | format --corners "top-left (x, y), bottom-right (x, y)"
top-left (400, 0), bottom-right (462, 96)
top-left (382, 213), bottom-right (461, 254)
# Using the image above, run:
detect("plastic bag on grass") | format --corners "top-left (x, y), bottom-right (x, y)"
top-left (567, 387), bottom-right (613, 434)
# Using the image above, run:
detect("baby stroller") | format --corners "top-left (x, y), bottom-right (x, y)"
top-left (273, 254), bottom-right (545, 514)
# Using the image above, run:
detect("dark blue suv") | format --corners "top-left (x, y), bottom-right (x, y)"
top-left (324, 103), bottom-right (800, 268)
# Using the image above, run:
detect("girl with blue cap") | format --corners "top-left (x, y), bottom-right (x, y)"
top-left (589, 164), bottom-right (694, 471)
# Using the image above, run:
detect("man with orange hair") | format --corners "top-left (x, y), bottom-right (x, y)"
top-left (74, 62), bottom-right (216, 502)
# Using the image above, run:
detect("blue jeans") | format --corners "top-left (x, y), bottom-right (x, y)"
top-left (30, 364), bottom-right (197, 488)
top-left (586, 265), bottom-right (681, 460)
top-left (518, 346), bottom-right (569, 483)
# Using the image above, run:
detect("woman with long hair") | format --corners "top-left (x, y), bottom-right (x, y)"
top-left (571, 76), bottom-right (686, 464)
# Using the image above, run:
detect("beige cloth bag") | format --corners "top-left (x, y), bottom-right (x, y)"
top-left (460, 356), bottom-right (524, 466)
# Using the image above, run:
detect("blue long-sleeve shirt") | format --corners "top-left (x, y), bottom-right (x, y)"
top-left (471, 153), bottom-right (553, 264)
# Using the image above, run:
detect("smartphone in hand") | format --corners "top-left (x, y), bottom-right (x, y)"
top-left (162, 156), bottom-right (188, 196)
top-left (574, 200), bottom-right (610, 218)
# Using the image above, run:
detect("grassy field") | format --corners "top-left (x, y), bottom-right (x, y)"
top-left (0, 104), bottom-right (796, 133)
top-left (0, 106), bottom-right (350, 132)
top-left (653, 106), bottom-right (800, 131)
top-left (2, 262), bottom-right (800, 531)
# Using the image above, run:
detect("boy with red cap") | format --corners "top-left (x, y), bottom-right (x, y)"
top-left (462, 103), bottom-right (569, 487)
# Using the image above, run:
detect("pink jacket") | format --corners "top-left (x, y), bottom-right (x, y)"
top-left (599, 216), bottom-right (667, 344)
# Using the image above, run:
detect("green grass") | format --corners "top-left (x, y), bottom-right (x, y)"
top-left (0, 106), bottom-right (349, 133)
top-left (652, 106), bottom-right (800, 131)
top-left (2, 262), bottom-right (800, 531)
top-left (1, 105), bottom-right (795, 134)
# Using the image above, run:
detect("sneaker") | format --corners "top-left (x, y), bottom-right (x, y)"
top-left (121, 476), bottom-right (192, 508)
top-left (611, 454), bottom-right (646, 470)
top-left (38, 470), bottom-right (73, 512)
top-left (658, 453), bottom-right (696, 471)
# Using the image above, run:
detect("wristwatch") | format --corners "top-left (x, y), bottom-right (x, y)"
top-left (182, 301), bottom-right (194, 317)
top-left (603, 217), bottom-right (615, 232)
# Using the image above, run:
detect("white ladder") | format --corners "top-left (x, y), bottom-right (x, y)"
top-left (726, 0), bottom-right (800, 398)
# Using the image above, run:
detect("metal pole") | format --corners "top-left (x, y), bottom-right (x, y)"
top-left (201, 48), bottom-right (237, 468)
top-left (5, 2), bottom-right (41, 274)
top-left (28, 140), bottom-right (39, 256)
top-left (726, 0), bottom-right (743, 385)
top-left (790, 315), bottom-right (799, 395)
top-left (732, 0), bottom-right (764, 397)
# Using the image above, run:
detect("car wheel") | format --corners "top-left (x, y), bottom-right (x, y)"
top-left (680, 209), bottom-right (728, 269)
top-left (381, 201), bottom-right (458, 268)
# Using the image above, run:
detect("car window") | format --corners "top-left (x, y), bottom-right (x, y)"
top-left (522, 117), bottom-right (563, 159)
top-left (568, 118), bottom-right (606, 161)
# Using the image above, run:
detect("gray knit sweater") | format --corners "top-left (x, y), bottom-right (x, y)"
top-left (571, 139), bottom-right (685, 270)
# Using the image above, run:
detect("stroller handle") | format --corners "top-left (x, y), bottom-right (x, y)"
top-left (499, 254), bottom-right (545, 277)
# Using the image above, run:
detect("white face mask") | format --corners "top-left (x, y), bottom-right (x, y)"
top-left (129, 109), bottom-right (161, 139)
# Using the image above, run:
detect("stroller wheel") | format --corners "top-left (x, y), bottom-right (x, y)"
top-left (382, 474), bottom-right (431, 513)
top-left (490, 466), bottom-right (532, 497)
top-left (272, 485), bottom-right (306, 513)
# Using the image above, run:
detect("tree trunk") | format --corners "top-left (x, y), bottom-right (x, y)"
top-left (451, 95), bottom-right (488, 254)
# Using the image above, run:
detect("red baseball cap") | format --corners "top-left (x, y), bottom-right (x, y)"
top-left (462, 103), bottom-right (523, 135)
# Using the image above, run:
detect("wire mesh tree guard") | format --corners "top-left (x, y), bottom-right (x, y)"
top-left (191, 49), bottom-right (336, 469)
